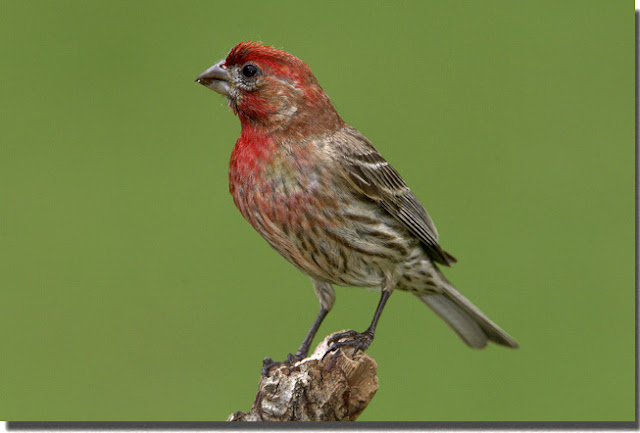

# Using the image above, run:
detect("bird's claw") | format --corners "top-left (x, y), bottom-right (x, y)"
top-left (329, 329), bottom-right (359, 343)
top-left (262, 357), bottom-right (279, 376)
top-left (323, 330), bottom-right (374, 359)
top-left (261, 353), bottom-right (304, 376)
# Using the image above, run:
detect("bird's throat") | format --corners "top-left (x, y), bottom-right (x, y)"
top-left (229, 122), bottom-right (278, 188)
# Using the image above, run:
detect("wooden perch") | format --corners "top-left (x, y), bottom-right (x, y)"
top-left (227, 331), bottom-right (379, 421)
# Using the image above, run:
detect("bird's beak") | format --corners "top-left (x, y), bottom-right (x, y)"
top-left (195, 60), bottom-right (231, 96)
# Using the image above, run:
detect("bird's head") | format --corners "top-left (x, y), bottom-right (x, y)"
top-left (196, 42), bottom-right (343, 135)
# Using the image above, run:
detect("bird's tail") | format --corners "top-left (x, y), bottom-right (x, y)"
top-left (416, 282), bottom-right (519, 349)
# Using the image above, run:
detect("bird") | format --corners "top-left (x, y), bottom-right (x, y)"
top-left (196, 42), bottom-right (518, 374)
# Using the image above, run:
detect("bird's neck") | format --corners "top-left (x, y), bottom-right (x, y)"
top-left (229, 95), bottom-right (344, 192)
top-left (235, 84), bottom-right (345, 139)
top-left (229, 120), bottom-right (277, 182)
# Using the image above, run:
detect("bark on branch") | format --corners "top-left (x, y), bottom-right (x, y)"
top-left (227, 331), bottom-right (379, 421)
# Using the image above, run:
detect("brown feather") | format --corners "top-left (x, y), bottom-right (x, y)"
top-left (337, 127), bottom-right (456, 266)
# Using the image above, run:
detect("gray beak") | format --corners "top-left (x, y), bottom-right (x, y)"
top-left (195, 60), bottom-right (231, 96)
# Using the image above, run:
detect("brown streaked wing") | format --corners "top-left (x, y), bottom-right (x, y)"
top-left (336, 129), bottom-right (456, 266)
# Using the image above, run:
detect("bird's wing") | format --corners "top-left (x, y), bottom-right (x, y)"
top-left (335, 127), bottom-right (456, 266)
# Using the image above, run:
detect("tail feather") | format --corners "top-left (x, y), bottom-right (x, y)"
top-left (417, 285), bottom-right (519, 349)
top-left (420, 293), bottom-right (488, 348)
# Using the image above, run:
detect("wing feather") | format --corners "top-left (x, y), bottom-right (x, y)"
top-left (336, 127), bottom-right (456, 266)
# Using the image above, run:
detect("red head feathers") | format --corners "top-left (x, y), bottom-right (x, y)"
top-left (212, 41), bottom-right (343, 135)
top-left (225, 41), bottom-right (317, 87)
top-left (196, 42), bottom-right (343, 135)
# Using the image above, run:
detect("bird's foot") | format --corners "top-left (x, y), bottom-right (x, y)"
top-left (325, 329), bottom-right (374, 358)
top-left (261, 352), bottom-right (305, 376)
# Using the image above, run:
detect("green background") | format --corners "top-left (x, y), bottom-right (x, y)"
top-left (0, 0), bottom-right (634, 422)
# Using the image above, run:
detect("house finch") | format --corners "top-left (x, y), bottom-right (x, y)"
top-left (196, 42), bottom-right (518, 373)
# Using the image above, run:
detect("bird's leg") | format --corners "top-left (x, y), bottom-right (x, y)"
top-left (327, 288), bottom-right (392, 355)
top-left (291, 307), bottom-right (329, 360)
top-left (262, 308), bottom-right (329, 376)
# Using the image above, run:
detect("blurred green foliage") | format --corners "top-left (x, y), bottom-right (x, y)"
top-left (0, 0), bottom-right (633, 421)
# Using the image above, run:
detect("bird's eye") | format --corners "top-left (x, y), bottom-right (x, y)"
top-left (242, 64), bottom-right (259, 78)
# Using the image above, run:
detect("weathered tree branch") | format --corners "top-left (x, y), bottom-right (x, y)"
top-left (227, 331), bottom-right (379, 421)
